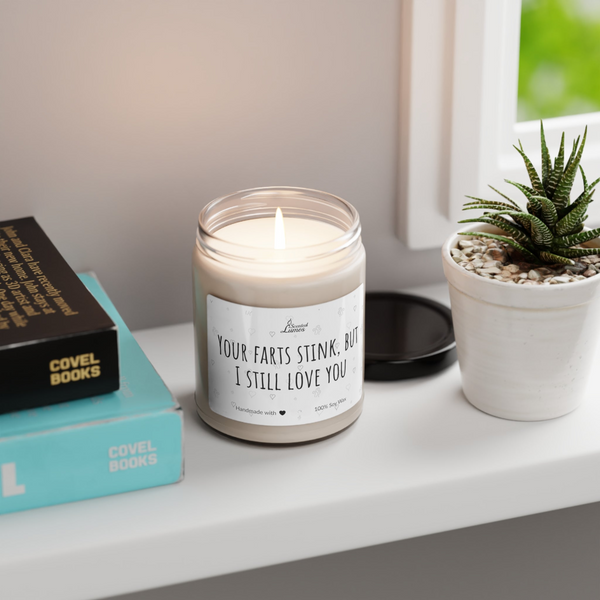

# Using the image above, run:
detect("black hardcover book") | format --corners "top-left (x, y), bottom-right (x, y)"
top-left (0, 217), bottom-right (119, 413)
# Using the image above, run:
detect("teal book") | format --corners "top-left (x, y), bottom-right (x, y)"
top-left (0, 274), bottom-right (183, 515)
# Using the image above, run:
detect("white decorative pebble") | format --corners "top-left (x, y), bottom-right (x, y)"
top-left (483, 260), bottom-right (503, 269)
top-left (454, 236), bottom-right (600, 286)
top-left (478, 267), bottom-right (502, 275)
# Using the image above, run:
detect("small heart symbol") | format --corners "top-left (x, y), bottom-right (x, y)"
top-left (352, 367), bottom-right (356, 373)
top-left (270, 394), bottom-right (276, 400)
top-left (249, 391), bottom-right (256, 398)
top-left (210, 360), bottom-right (215, 366)
top-left (335, 342), bottom-right (340, 350)
top-left (248, 328), bottom-right (255, 335)
top-left (353, 305), bottom-right (357, 311)
top-left (279, 410), bottom-right (286, 416)
top-left (269, 331), bottom-right (275, 337)
top-left (338, 308), bottom-right (344, 315)
top-left (231, 401), bottom-right (236, 408)
top-left (298, 364), bottom-right (304, 371)
top-left (346, 384), bottom-right (351, 390)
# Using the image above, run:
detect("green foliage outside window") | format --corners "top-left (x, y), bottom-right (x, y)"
top-left (519, 0), bottom-right (600, 121)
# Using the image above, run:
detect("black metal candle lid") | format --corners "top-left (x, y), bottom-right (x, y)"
top-left (364, 292), bottom-right (457, 381)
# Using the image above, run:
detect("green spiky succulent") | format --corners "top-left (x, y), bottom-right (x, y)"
top-left (459, 123), bottom-right (600, 266)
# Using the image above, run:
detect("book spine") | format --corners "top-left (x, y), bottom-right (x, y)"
top-left (0, 328), bottom-right (120, 414)
top-left (0, 409), bottom-right (183, 515)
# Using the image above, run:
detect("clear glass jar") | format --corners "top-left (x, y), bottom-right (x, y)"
top-left (193, 187), bottom-right (365, 443)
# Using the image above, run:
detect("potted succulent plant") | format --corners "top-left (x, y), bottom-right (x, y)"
top-left (442, 123), bottom-right (600, 421)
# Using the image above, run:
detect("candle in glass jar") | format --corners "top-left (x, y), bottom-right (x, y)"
top-left (193, 187), bottom-right (366, 444)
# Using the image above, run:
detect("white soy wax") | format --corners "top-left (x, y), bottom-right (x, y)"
top-left (214, 215), bottom-right (342, 249)
top-left (193, 187), bottom-right (365, 444)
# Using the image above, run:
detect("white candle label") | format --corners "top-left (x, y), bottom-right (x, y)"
top-left (207, 285), bottom-right (364, 426)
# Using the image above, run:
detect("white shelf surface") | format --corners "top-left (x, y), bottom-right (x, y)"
top-left (3, 283), bottom-right (600, 600)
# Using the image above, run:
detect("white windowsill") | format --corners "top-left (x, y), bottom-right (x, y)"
top-left (2, 283), bottom-right (600, 600)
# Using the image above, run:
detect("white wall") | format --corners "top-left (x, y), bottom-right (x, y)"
top-left (0, 0), bottom-right (444, 330)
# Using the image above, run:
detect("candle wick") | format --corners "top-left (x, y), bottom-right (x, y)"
top-left (274, 207), bottom-right (286, 250)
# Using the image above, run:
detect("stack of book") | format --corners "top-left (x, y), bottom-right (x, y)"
top-left (0, 218), bottom-right (183, 515)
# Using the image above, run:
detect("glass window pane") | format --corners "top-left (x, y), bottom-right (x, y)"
top-left (518, 0), bottom-right (600, 121)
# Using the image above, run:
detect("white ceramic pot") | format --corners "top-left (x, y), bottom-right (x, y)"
top-left (442, 225), bottom-right (600, 421)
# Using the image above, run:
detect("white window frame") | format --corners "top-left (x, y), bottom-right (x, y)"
top-left (398, 0), bottom-right (600, 250)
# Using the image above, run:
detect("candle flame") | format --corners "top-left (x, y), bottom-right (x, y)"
top-left (274, 207), bottom-right (286, 249)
